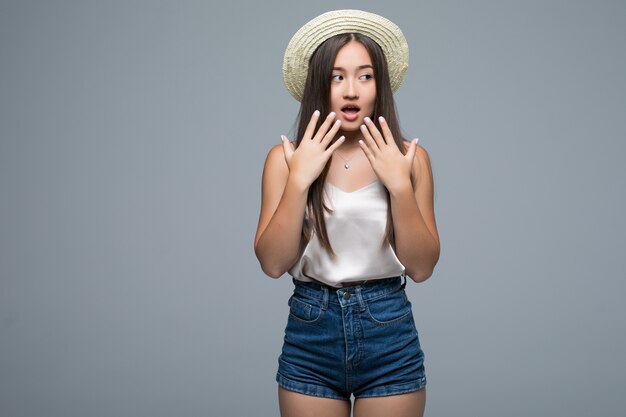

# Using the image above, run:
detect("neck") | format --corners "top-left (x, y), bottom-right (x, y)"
top-left (337, 129), bottom-right (362, 146)
top-left (334, 134), bottom-right (362, 156)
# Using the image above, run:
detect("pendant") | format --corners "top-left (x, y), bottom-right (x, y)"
top-left (344, 163), bottom-right (350, 169)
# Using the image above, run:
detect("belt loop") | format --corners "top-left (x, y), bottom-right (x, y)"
top-left (321, 285), bottom-right (329, 310)
top-left (401, 273), bottom-right (407, 289)
top-left (355, 287), bottom-right (366, 311)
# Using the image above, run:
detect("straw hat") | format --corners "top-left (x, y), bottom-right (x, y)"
top-left (282, 9), bottom-right (409, 102)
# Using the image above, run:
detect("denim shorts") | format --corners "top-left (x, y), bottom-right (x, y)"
top-left (276, 276), bottom-right (426, 400)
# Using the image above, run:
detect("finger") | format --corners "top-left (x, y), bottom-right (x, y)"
top-left (281, 135), bottom-right (294, 159)
top-left (363, 116), bottom-right (386, 147)
top-left (360, 122), bottom-right (380, 153)
top-left (358, 139), bottom-right (375, 163)
top-left (312, 112), bottom-right (337, 142)
top-left (303, 110), bottom-right (321, 141)
top-left (321, 119), bottom-right (342, 146)
top-left (324, 135), bottom-right (345, 155)
top-left (281, 134), bottom-right (295, 151)
top-left (406, 138), bottom-right (418, 162)
top-left (378, 116), bottom-right (398, 150)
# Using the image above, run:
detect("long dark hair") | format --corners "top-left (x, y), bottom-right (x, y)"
top-left (295, 33), bottom-right (407, 255)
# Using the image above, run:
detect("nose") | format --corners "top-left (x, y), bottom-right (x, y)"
top-left (343, 78), bottom-right (358, 99)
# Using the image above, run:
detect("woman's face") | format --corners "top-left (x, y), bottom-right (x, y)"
top-left (329, 40), bottom-right (376, 132)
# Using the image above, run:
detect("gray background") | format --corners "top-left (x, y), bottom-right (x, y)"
top-left (1, 0), bottom-right (625, 416)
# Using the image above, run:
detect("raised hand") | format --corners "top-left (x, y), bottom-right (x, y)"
top-left (281, 110), bottom-right (345, 189)
top-left (358, 116), bottom-right (418, 194)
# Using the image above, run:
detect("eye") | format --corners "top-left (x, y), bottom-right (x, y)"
top-left (331, 74), bottom-right (343, 81)
top-left (360, 73), bottom-right (374, 80)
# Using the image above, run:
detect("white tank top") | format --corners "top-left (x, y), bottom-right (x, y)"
top-left (288, 180), bottom-right (405, 287)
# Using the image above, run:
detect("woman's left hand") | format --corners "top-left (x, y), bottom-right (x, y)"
top-left (359, 116), bottom-right (418, 194)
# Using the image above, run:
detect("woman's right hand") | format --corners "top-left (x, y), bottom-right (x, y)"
top-left (281, 110), bottom-right (345, 189)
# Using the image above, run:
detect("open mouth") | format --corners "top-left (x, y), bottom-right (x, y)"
top-left (341, 105), bottom-right (361, 121)
top-left (341, 104), bottom-right (360, 114)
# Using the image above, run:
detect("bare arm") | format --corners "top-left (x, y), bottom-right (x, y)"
top-left (254, 145), bottom-right (309, 278)
top-left (389, 144), bottom-right (440, 282)
top-left (254, 111), bottom-right (345, 278)
top-left (358, 116), bottom-right (440, 283)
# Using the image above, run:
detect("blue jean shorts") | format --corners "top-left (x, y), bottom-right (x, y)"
top-left (276, 276), bottom-right (426, 401)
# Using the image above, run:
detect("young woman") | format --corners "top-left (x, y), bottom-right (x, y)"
top-left (254, 10), bottom-right (440, 417)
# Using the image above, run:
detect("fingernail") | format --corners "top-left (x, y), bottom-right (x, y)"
top-left (338, 136), bottom-right (345, 141)
top-left (335, 120), bottom-right (341, 125)
top-left (364, 117), bottom-right (371, 123)
top-left (379, 116), bottom-right (385, 123)
top-left (360, 124), bottom-right (366, 130)
top-left (280, 135), bottom-right (285, 141)
top-left (414, 138), bottom-right (419, 144)
top-left (329, 112), bottom-right (336, 118)
top-left (358, 139), bottom-right (364, 145)
top-left (314, 110), bottom-right (320, 116)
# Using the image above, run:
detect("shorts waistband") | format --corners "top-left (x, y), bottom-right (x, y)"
top-left (291, 275), bottom-right (407, 307)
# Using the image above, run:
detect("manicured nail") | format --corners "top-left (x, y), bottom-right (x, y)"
top-left (313, 110), bottom-right (320, 116)
top-left (329, 112), bottom-right (336, 118)
top-left (358, 140), bottom-right (364, 145)
top-left (364, 117), bottom-right (371, 123)
top-left (379, 116), bottom-right (386, 123)
top-left (335, 120), bottom-right (341, 126)
top-left (360, 124), bottom-right (366, 131)
top-left (414, 138), bottom-right (419, 144)
top-left (338, 136), bottom-right (345, 141)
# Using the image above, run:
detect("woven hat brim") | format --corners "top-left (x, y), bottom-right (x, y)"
top-left (283, 9), bottom-right (409, 102)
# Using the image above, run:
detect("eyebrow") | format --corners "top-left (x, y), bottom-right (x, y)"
top-left (332, 65), bottom-right (374, 71)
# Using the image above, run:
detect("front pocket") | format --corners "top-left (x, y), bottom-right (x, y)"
top-left (364, 291), bottom-right (412, 326)
top-left (288, 295), bottom-right (323, 324)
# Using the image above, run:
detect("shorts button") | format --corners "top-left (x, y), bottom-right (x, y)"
top-left (343, 292), bottom-right (351, 300)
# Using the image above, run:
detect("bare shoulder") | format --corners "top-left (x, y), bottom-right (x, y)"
top-left (255, 143), bottom-right (290, 248)
top-left (260, 143), bottom-right (290, 205)
top-left (265, 143), bottom-right (287, 167)
top-left (402, 140), bottom-right (439, 248)
top-left (402, 140), bottom-right (432, 162)
top-left (402, 140), bottom-right (434, 187)
top-left (263, 143), bottom-right (289, 180)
